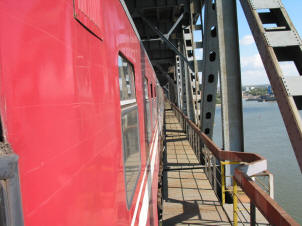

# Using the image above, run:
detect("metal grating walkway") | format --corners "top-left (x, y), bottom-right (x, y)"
top-left (162, 103), bottom-right (231, 225)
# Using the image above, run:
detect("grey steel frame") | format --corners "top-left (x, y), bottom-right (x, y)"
top-left (240, 0), bottom-right (302, 172)
top-left (0, 144), bottom-right (24, 226)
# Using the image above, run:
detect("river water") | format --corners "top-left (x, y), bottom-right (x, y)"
top-left (213, 101), bottom-right (302, 224)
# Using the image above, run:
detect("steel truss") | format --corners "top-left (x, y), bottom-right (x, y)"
top-left (171, 0), bottom-right (302, 172)
top-left (123, 0), bottom-right (302, 172)
top-left (240, 0), bottom-right (302, 172)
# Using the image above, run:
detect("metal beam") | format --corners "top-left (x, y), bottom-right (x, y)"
top-left (180, 41), bottom-right (195, 121)
top-left (240, 0), bottom-right (302, 172)
top-left (165, 13), bottom-right (184, 39)
top-left (151, 58), bottom-right (175, 65)
top-left (216, 0), bottom-right (244, 186)
top-left (189, 0), bottom-right (203, 126)
top-left (134, 2), bottom-right (185, 11)
top-left (200, 0), bottom-right (220, 139)
top-left (216, 0), bottom-right (244, 153)
top-left (176, 55), bottom-right (185, 111)
top-left (142, 38), bottom-right (161, 42)
top-left (141, 13), bottom-right (184, 42)
top-left (182, 26), bottom-right (197, 123)
top-left (138, 13), bottom-right (194, 71)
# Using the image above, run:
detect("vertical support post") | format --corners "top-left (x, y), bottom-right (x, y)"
top-left (200, 0), bottom-right (219, 139)
top-left (221, 162), bottom-right (225, 205)
top-left (190, 1), bottom-right (203, 126)
top-left (250, 202), bottom-right (256, 226)
top-left (179, 42), bottom-right (194, 118)
top-left (181, 28), bottom-right (196, 123)
top-left (176, 56), bottom-right (182, 108)
top-left (269, 173), bottom-right (274, 199)
top-left (177, 53), bottom-right (188, 114)
top-left (216, 0), bottom-right (244, 186)
top-left (233, 178), bottom-right (238, 226)
top-left (184, 62), bottom-right (194, 121)
top-left (205, 152), bottom-right (208, 176)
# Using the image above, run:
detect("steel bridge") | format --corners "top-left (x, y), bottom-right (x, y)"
top-left (123, 0), bottom-right (301, 225)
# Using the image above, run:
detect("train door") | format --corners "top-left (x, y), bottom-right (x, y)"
top-left (118, 54), bottom-right (141, 209)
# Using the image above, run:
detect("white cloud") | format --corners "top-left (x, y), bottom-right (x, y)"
top-left (279, 61), bottom-right (299, 77)
top-left (239, 35), bottom-right (299, 85)
top-left (241, 54), bottom-right (263, 69)
top-left (241, 68), bottom-right (269, 85)
top-left (240, 54), bottom-right (267, 85)
top-left (240, 35), bottom-right (255, 46)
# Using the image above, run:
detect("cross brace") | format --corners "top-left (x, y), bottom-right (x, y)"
top-left (138, 13), bottom-right (194, 71)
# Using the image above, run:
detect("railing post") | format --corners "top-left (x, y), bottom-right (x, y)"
top-left (200, 142), bottom-right (204, 165)
top-left (191, 129), bottom-right (193, 147)
top-left (221, 161), bottom-right (225, 205)
top-left (205, 151), bottom-right (208, 176)
top-left (209, 155), bottom-right (211, 183)
top-left (233, 178), bottom-right (238, 226)
top-left (207, 153), bottom-right (210, 180)
top-left (210, 155), bottom-right (213, 186)
top-left (192, 131), bottom-right (195, 153)
top-left (191, 129), bottom-right (193, 146)
top-left (208, 154), bottom-right (211, 184)
top-left (269, 172), bottom-right (274, 199)
top-left (186, 123), bottom-right (188, 138)
top-left (197, 137), bottom-right (200, 161)
top-left (250, 202), bottom-right (256, 226)
top-left (193, 132), bottom-right (196, 154)
top-left (213, 156), bottom-right (217, 194)
top-left (194, 132), bottom-right (196, 152)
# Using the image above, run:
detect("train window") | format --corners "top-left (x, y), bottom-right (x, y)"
top-left (150, 84), bottom-right (153, 98)
top-left (144, 78), bottom-right (149, 100)
top-left (118, 55), bottom-right (141, 209)
top-left (143, 77), bottom-right (151, 145)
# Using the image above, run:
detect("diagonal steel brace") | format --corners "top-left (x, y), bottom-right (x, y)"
top-left (139, 13), bottom-right (194, 71)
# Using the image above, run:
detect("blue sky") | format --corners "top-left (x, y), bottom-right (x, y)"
top-left (237, 0), bottom-right (302, 85)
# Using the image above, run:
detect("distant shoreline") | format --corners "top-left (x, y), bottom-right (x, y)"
top-left (216, 99), bottom-right (276, 107)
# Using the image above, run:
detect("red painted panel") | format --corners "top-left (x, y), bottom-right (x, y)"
top-left (74, 0), bottom-right (103, 39)
top-left (0, 0), bottom-right (162, 225)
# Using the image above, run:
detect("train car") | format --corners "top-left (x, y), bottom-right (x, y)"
top-left (0, 0), bottom-right (164, 225)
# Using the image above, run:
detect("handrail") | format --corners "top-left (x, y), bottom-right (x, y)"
top-left (169, 101), bottom-right (298, 226)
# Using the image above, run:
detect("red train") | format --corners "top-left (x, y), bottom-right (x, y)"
top-left (0, 0), bottom-right (164, 225)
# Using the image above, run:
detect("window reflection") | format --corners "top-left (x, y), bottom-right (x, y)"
top-left (118, 56), bottom-right (136, 101)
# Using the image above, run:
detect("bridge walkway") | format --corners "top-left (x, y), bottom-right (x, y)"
top-left (162, 103), bottom-right (231, 226)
